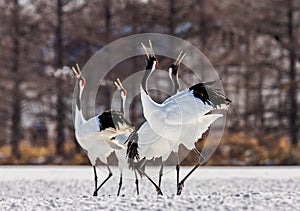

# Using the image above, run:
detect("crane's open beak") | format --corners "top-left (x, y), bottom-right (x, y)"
top-left (141, 40), bottom-right (156, 59)
top-left (72, 63), bottom-right (81, 79)
top-left (141, 42), bottom-right (149, 59)
top-left (114, 78), bottom-right (125, 91)
top-left (148, 40), bottom-right (155, 58)
top-left (174, 51), bottom-right (186, 66)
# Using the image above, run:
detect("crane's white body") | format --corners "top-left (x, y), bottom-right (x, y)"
top-left (140, 86), bottom-right (218, 138)
top-left (135, 89), bottom-right (222, 162)
top-left (114, 131), bottom-right (134, 173)
top-left (127, 45), bottom-right (229, 195)
top-left (74, 105), bottom-right (131, 166)
top-left (73, 74), bottom-right (133, 196)
top-left (132, 51), bottom-right (227, 164)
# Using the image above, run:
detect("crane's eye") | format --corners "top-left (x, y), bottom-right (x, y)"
top-left (122, 90), bottom-right (127, 96)
top-left (155, 61), bottom-right (159, 68)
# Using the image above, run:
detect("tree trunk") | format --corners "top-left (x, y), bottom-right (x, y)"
top-left (257, 69), bottom-right (265, 131)
top-left (103, 0), bottom-right (112, 110)
top-left (168, 0), bottom-right (175, 35)
top-left (104, 0), bottom-right (111, 41)
top-left (244, 37), bottom-right (250, 131)
top-left (11, 0), bottom-right (21, 159)
top-left (129, 1), bottom-right (138, 124)
top-left (198, 0), bottom-right (206, 48)
top-left (287, 0), bottom-right (298, 146)
top-left (55, 0), bottom-right (66, 156)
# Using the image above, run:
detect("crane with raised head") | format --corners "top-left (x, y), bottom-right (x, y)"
top-left (127, 42), bottom-right (231, 195)
top-left (71, 65), bottom-right (134, 196)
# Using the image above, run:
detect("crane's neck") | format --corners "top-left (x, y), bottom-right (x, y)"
top-left (120, 95), bottom-right (125, 116)
top-left (141, 69), bottom-right (152, 95)
top-left (171, 74), bottom-right (179, 95)
top-left (74, 80), bottom-right (86, 129)
top-left (140, 61), bottom-right (160, 121)
top-left (141, 61), bottom-right (156, 94)
top-left (140, 85), bottom-right (160, 122)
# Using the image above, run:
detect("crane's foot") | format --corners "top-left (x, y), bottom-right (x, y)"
top-left (177, 182), bottom-right (184, 195)
top-left (156, 187), bottom-right (163, 196)
top-left (93, 190), bottom-right (98, 196)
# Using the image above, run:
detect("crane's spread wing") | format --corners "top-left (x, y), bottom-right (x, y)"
top-left (189, 82), bottom-right (231, 109)
top-left (162, 89), bottom-right (213, 126)
top-left (113, 133), bottom-right (129, 145)
top-left (179, 113), bottom-right (223, 150)
top-left (100, 127), bottom-right (117, 137)
top-left (106, 137), bottom-right (126, 150)
top-left (99, 110), bottom-right (132, 131)
top-left (127, 122), bottom-right (172, 161)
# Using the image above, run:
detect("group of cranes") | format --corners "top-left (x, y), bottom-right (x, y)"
top-left (71, 41), bottom-right (231, 197)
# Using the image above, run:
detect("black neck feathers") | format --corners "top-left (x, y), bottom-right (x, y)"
top-left (141, 68), bottom-right (152, 95)
top-left (120, 97), bottom-right (124, 114)
top-left (76, 80), bottom-right (81, 110)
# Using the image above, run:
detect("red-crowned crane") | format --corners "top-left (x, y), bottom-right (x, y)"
top-left (127, 42), bottom-right (231, 195)
top-left (71, 65), bottom-right (134, 196)
top-left (127, 50), bottom-right (187, 193)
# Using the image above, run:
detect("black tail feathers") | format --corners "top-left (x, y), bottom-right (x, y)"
top-left (133, 158), bottom-right (147, 178)
top-left (126, 130), bottom-right (140, 169)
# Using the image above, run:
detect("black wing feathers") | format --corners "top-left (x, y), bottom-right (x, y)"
top-left (189, 82), bottom-right (231, 108)
top-left (98, 110), bottom-right (131, 131)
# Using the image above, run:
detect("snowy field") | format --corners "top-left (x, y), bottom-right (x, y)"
top-left (0, 166), bottom-right (300, 210)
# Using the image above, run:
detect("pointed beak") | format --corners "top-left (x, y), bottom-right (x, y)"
top-left (72, 64), bottom-right (81, 79)
top-left (141, 40), bottom-right (157, 60)
top-left (141, 42), bottom-right (149, 59)
top-left (148, 40), bottom-right (156, 58)
top-left (174, 51), bottom-right (186, 66)
top-left (114, 78), bottom-right (125, 91)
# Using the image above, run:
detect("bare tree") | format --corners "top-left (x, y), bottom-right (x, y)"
top-left (55, 0), bottom-right (66, 156)
top-left (10, 0), bottom-right (21, 159)
top-left (287, 0), bottom-right (298, 146)
top-left (168, 0), bottom-right (175, 35)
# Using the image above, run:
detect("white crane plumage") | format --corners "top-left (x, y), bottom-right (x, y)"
top-left (127, 50), bottom-right (188, 193)
top-left (71, 65), bottom-right (134, 196)
top-left (127, 42), bottom-right (231, 195)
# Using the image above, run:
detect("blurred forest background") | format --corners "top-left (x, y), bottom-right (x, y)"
top-left (0, 0), bottom-right (300, 165)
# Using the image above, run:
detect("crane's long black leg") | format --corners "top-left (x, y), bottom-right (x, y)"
top-left (117, 173), bottom-right (123, 196)
top-left (136, 168), bottom-right (163, 195)
top-left (177, 151), bottom-right (205, 195)
top-left (95, 165), bottom-right (113, 193)
top-left (158, 161), bottom-right (164, 188)
top-left (176, 163), bottom-right (180, 187)
top-left (135, 158), bottom-right (147, 195)
top-left (134, 170), bottom-right (139, 195)
top-left (177, 163), bottom-right (200, 195)
top-left (93, 166), bottom-right (98, 196)
top-left (175, 152), bottom-right (180, 189)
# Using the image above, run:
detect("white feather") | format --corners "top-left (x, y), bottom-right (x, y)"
top-left (134, 113), bottom-right (222, 162)
top-left (75, 115), bottom-right (100, 140)
top-left (135, 122), bottom-right (173, 161)
top-left (178, 114), bottom-right (223, 150)
top-left (141, 87), bottom-right (213, 138)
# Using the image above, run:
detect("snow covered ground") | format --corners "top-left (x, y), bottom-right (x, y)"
top-left (0, 166), bottom-right (300, 210)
